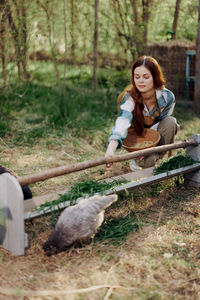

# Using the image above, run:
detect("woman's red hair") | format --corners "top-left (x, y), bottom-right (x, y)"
top-left (118, 56), bottom-right (165, 136)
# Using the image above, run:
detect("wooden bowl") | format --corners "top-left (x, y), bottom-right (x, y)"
top-left (122, 128), bottom-right (160, 152)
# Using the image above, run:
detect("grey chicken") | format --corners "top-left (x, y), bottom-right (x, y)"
top-left (43, 194), bottom-right (118, 255)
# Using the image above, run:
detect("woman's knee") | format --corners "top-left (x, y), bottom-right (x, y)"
top-left (158, 116), bottom-right (179, 134)
top-left (157, 116), bottom-right (179, 145)
top-left (159, 116), bottom-right (177, 128)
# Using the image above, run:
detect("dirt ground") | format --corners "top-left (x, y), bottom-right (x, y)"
top-left (0, 112), bottom-right (200, 299)
top-left (0, 176), bottom-right (200, 299)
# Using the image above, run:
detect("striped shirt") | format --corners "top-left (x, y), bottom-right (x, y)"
top-left (108, 88), bottom-right (175, 148)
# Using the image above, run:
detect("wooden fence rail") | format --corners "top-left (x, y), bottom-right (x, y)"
top-left (18, 138), bottom-right (198, 186)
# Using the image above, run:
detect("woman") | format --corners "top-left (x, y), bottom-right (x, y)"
top-left (105, 55), bottom-right (179, 171)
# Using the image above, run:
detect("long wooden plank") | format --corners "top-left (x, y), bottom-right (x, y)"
top-left (24, 167), bottom-right (155, 213)
top-left (24, 190), bottom-right (69, 213)
top-left (24, 163), bottom-right (200, 220)
top-left (105, 163), bottom-right (200, 195)
top-left (19, 139), bottom-right (197, 186)
top-left (104, 167), bottom-right (155, 183)
top-left (24, 201), bottom-right (71, 220)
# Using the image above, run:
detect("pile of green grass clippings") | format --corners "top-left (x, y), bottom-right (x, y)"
top-left (154, 154), bottom-right (198, 175)
top-left (36, 179), bottom-right (127, 212)
top-left (94, 211), bottom-right (139, 245)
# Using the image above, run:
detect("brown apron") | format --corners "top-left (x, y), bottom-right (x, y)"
top-left (125, 101), bottom-right (160, 143)
top-left (143, 101), bottom-right (160, 128)
top-left (143, 106), bottom-right (172, 157)
top-left (127, 101), bottom-right (161, 133)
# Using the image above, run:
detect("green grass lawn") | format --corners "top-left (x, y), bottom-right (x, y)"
top-left (0, 61), bottom-right (199, 147)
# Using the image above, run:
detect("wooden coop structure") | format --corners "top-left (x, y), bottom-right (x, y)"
top-left (144, 41), bottom-right (196, 100)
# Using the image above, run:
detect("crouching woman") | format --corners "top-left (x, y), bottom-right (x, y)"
top-left (105, 55), bottom-right (179, 171)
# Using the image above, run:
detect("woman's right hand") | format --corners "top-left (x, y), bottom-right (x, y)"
top-left (105, 140), bottom-right (119, 171)
top-left (105, 152), bottom-right (114, 170)
top-left (105, 161), bottom-right (113, 170)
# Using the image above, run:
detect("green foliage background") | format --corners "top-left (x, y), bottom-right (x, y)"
top-left (3, 0), bottom-right (198, 67)
top-left (0, 0), bottom-right (199, 142)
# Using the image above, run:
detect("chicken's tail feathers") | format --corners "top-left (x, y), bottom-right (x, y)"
top-left (87, 194), bottom-right (118, 212)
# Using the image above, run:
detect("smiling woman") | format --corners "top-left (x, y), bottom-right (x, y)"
top-left (105, 56), bottom-right (180, 171)
top-left (134, 65), bottom-right (154, 93)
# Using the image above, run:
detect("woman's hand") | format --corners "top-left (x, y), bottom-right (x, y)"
top-left (105, 140), bottom-right (119, 171)
top-left (105, 161), bottom-right (113, 170)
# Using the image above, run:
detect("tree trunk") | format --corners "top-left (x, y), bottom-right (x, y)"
top-left (5, 1), bottom-right (22, 80)
top-left (131, 0), bottom-right (143, 56)
top-left (172, 0), bottom-right (181, 40)
top-left (116, 0), bottom-right (129, 63)
top-left (142, 0), bottom-right (153, 45)
top-left (20, 0), bottom-right (29, 80)
top-left (70, 0), bottom-right (75, 60)
top-left (112, 0), bottom-right (127, 57)
top-left (92, 0), bottom-right (99, 92)
top-left (194, 0), bottom-right (200, 113)
top-left (37, 0), bottom-right (61, 88)
top-left (5, 0), bottom-right (29, 81)
top-left (63, 0), bottom-right (67, 82)
top-left (0, 0), bottom-right (7, 87)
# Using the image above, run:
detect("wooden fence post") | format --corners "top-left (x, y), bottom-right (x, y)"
top-left (184, 134), bottom-right (200, 187)
top-left (0, 173), bottom-right (25, 255)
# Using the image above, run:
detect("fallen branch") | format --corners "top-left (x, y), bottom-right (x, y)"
top-left (18, 139), bottom-right (197, 186)
top-left (0, 284), bottom-right (135, 297)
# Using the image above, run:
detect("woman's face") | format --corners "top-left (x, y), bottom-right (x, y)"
top-left (134, 66), bottom-right (154, 93)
